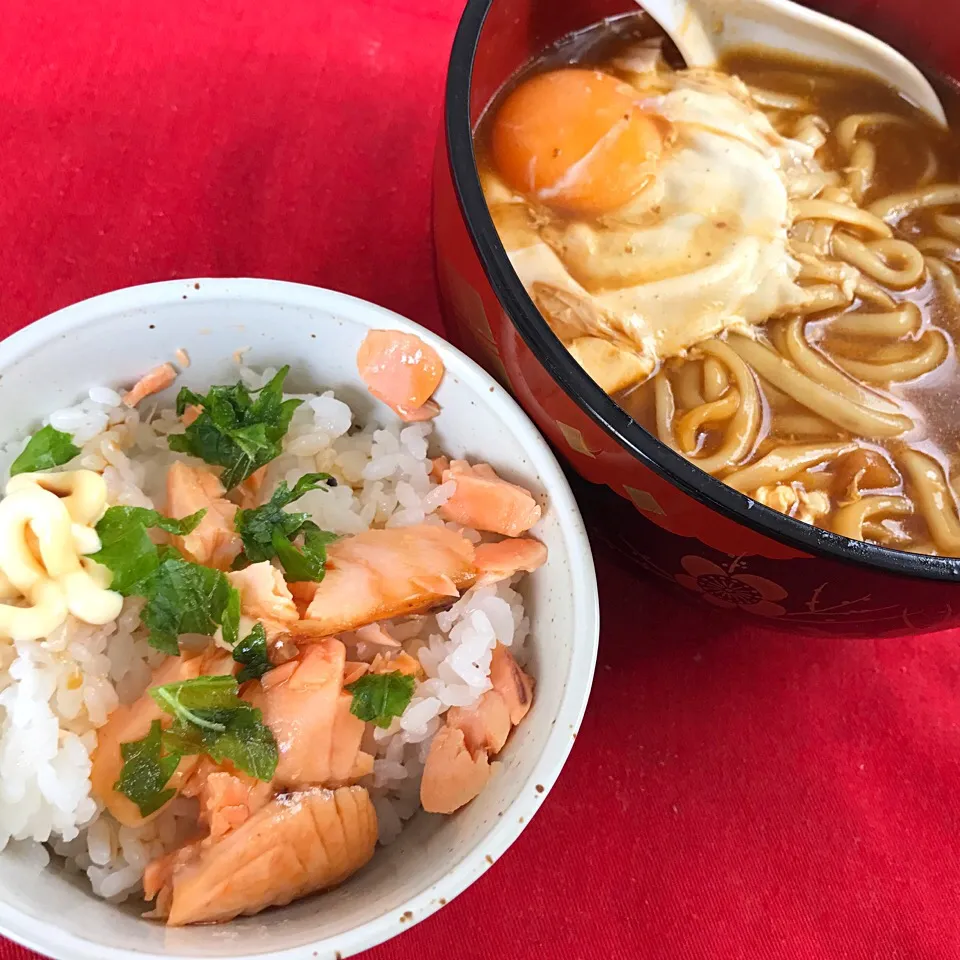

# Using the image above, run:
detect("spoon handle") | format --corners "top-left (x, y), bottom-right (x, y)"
top-left (633, 0), bottom-right (718, 66)
top-left (635, 0), bottom-right (946, 125)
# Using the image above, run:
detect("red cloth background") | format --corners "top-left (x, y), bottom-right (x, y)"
top-left (3, 1), bottom-right (960, 958)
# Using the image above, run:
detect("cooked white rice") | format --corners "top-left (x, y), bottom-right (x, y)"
top-left (0, 362), bottom-right (531, 902)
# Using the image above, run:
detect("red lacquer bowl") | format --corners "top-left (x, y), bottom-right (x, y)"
top-left (433, 0), bottom-right (960, 636)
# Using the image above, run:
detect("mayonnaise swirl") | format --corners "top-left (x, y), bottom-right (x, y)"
top-left (0, 470), bottom-right (122, 641)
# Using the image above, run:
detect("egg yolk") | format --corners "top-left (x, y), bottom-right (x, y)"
top-left (490, 68), bottom-right (664, 216)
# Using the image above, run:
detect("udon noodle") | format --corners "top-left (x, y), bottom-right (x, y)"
top-left (476, 15), bottom-right (960, 557)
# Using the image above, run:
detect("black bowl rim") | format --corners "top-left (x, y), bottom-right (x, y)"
top-left (442, 0), bottom-right (960, 583)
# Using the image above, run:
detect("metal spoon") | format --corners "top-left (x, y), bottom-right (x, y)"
top-left (637, 0), bottom-right (947, 124)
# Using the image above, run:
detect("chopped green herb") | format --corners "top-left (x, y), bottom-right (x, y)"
top-left (168, 367), bottom-right (302, 490)
top-left (150, 674), bottom-right (239, 730)
top-left (89, 506), bottom-right (235, 653)
top-left (234, 473), bottom-right (338, 582)
top-left (346, 670), bottom-right (416, 729)
top-left (222, 586), bottom-right (241, 648)
top-left (203, 705), bottom-right (279, 781)
top-left (235, 473), bottom-right (335, 561)
top-left (283, 471), bottom-right (337, 500)
top-left (115, 676), bottom-right (279, 813)
top-left (90, 506), bottom-right (206, 596)
top-left (156, 544), bottom-right (182, 564)
top-left (233, 622), bottom-right (272, 683)
top-left (141, 557), bottom-right (240, 654)
top-left (270, 522), bottom-right (338, 583)
top-left (150, 674), bottom-right (278, 781)
top-left (114, 719), bottom-right (179, 818)
top-left (10, 425), bottom-right (80, 476)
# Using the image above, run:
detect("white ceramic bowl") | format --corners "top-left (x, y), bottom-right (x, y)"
top-left (0, 278), bottom-right (599, 960)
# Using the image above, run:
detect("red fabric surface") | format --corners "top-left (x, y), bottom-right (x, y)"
top-left (3, 1), bottom-right (960, 958)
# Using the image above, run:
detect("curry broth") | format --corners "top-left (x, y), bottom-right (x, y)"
top-left (475, 13), bottom-right (960, 554)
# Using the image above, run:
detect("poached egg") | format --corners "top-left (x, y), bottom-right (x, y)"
top-left (486, 59), bottom-right (824, 392)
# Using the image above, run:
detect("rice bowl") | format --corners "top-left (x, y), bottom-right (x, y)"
top-left (0, 278), bottom-right (598, 960)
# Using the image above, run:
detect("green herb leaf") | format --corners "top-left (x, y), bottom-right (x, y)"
top-left (150, 674), bottom-right (239, 730)
top-left (168, 367), bottom-right (302, 490)
top-left (235, 474), bottom-right (335, 559)
top-left (10, 425), bottom-right (80, 476)
top-left (114, 719), bottom-right (180, 818)
top-left (204, 707), bottom-right (279, 781)
top-left (346, 670), bottom-right (416, 729)
top-left (235, 483), bottom-right (314, 564)
top-left (150, 674), bottom-right (278, 781)
top-left (222, 585), bottom-right (241, 649)
top-left (285, 471), bottom-right (338, 502)
top-left (90, 506), bottom-right (206, 596)
top-left (234, 473), bottom-right (337, 582)
top-left (272, 522), bottom-right (338, 582)
top-left (141, 557), bottom-right (241, 654)
top-left (233, 622), bottom-right (272, 683)
top-left (90, 508), bottom-right (238, 654)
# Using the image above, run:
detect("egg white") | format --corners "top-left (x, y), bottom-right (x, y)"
top-left (491, 69), bottom-right (826, 385)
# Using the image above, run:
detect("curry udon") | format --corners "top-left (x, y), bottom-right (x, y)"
top-left (476, 15), bottom-right (960, 557)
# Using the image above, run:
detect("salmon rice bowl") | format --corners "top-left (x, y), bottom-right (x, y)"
top-left (0, 328), bottom-right (547, 926)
